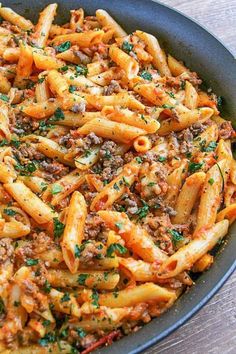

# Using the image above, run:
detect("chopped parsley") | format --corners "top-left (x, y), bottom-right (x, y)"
top-left (69, 84), bottom-right (77, 93)
top-left (11, 137), bottom-right (21, 148)
top-left (162, 104), bottom-right (174, 109)
top-left (76, 327), bottom-right (86, 338)
top-left (14, 301), bottom-right (20, 307)
top-left (74, 244), bottom-right (81, 258)
top-left (26, 258), bottom-right (39, 266)
top-left (0, 139), bottom-right (8, 147)
top-left (15, 161), bottom-right (37, 176)
top-left (200, 140), bottom-right (217, 152)
top-left (122, 176), bottom-right (130, 186)
top-left (208, 178), bottom-right (215, 185)
top-left (168, 229), bottom-right (184, 246)
top-left (135, 200), bottom-right (149, 220)
top-left (77, 273), bottom-right (90, 285)
top-left (42, 320), bottom-right (51, 327)
top-left (51, 184), bottom-right (63, 195)
top-left (167, 91), bottom-right (175, 98)
top-left (188, 161), bottom-right (204, 173)
top-left (147, 182), bottom-right (156, 187)
top-left (140, 70), bottom-right (152, 81)
top-left (60, 292), bottom-right (70, 302)
top-left (53, 217), bottom-right (65, 238)
top-left (121, 41), bottom-right (133, 53)
top-left (91, 290), bottom-right (99, 308)
top-left (115, 222), bottom-right (123, 230)
top-left (113, 182), bottom-right (120, 191)
top-left (39, 332), bottom-right (56, 347)
top-left (158, 156), bottom-right (167, 162)
top-left (54, 107), bottom-right (64, 120)
top-left (75, 65), bottom-right (88, 77)
top-left (3, 208), bottom-right (16, 216)
top-left (55, 41), bottom-right (71, 53)
top-left (59, 65), bottom-right (69, 72)
top-left (0, 94), bottom-right (9, 102)
top-left (38, 77), bottom-right (45, 83)
top-left (43, 280), bottom-right (51, 294)
top-left (106, 243), bottom-right (127, 257)
top-left (135, 156), bottom-right (143, 164)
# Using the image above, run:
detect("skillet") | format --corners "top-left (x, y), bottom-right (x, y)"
top-left (4, 0), bottom-right (236, 353)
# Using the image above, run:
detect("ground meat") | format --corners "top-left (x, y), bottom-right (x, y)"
top-left (85, 132), bottom-right (103, 146)
top-left (10, 114), bottom-right (39, 135)
top-left (14, 144), bottom-right (44, 162)
top-left (84, 213), bottom-right (104, 240)
top-left (104, 80), bottom-right (121, 95)
top-left (178, 128), bottom-right (193, 154)
top-left (147, 196), bottom-right (176, 216)
top-left (0, 238), bottom-right (14, 263)
top-left (71, 101), bottom-right (86, 113)
top-left (219, 121), bottom-right (234, 139)
top-left (123, 151), bottom-right (135, 164)
top-left (94, 140), bottom-right (125, 182)
top-left (31, 232), bottom-right (53, 254)
top-left (114, 193), bottom-right (139, 215)
top-left (40, 161), bottom-right (68, 177)
top-left (189, 122), bottom-right (206, 137)
top-left (79, 241), bottom-right (101, 264)
top-left (73, 50), bottom-right (91, 64)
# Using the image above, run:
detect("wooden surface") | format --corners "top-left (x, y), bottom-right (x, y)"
top-left (146, 1), bottom-right (236, 353)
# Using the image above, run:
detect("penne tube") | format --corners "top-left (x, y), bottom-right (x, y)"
top-left (70, 8), bottom-right (84, 31)
top-left (217, 203), bottom-right (236, 225)
top-left (195, 159), bottom-right (230, 233)
top-left (4, 181), bottom-right (57, 224)
top-left (78, 118), bottom-right (146, 144)
top-left (158, 107), bottom-right (214, 135)
top-left (0, 105), bottom-right (11, 141)
top-left (87, 60), bottom-right (109, 77)
top-left (42, 169), bottom-right (85, 206)
top-left (0, 72), bottom-right (11, 94)
top-left (75, 146), bottom-right (100, 170)
top-left (184, 81), bottom-right (198, 109)
top-left (99, 283), bottom-right (176, 307)
top-left (47, 269), bottom-right (120, 290)
top-left (18, 176), bottom-right (48, 194)
top-left (50, 111), bottom-right (103, 127)
top-left (119, 257), bottom-right (158, 282)
top-left (31, 3), bottom-right (57, 48)
top-left (3, 47), bottom-right (20, 63)
top-left (167, 54), bottom-right (189, 76)
top-left (47, 69), bottom-right (69, 97)
top-left (109, 44), bottom-right (139, 79)
top-left (14, 42), bottom-right (33, 89)
top-left (216, 139), bottom-right (232, 161)
top-left (136, 30), bottom-right (171, 76)
top-left (56, 47), bottom-right (82, 64)
top-left (0, 6), bottom-right (33, 31)
top-left (96, 9), bottom-right (127, 37)
top-left (133, 135), bottom-right (152, 153)
top-left (61, 191), bottom-right (87, 273)
top-left (0, 220), bottom-right (30, 238)
top-left (158, 220), bottom-right (229, 278)
top-left (172, 172), bottom-right (206, 224)
top-left (90, 160), bottom-right (140, 211)
top-left (51, 30), bottom-right (104, 46)
top-left (165, 160), bottom-right (188, 205)
top-left (67, 308), bottom-right (129, 332)
top-left (25, 135), bottom-right (74, 167)
top-left (33, 51), bottom-right (65, 70)
top-left (35, 78), bottom-right (50, 103)
top-left (48, 288), bottom-right (81, 317)
top-left (102, 106), bottom-right (160, 133)
top-left (98, 211), bottom-right (168, 263)
top-left (0, 161), bottom-right (16, 183)
top-left (49, 24), bottom-right (72, 37)
top-left (22, 99), bottom-right (60, 119)
top-left (84, 92), bottom-right (145, 111)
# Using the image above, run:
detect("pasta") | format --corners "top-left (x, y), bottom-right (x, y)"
top-left (0, 3), bottom-right (235, 354)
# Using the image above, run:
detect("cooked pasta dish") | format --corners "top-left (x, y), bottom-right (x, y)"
top-left (0, 3), bottom-right (235, 353)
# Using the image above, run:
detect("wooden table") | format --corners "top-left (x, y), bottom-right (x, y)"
top-left (146, 1), bottom-right (236, 353)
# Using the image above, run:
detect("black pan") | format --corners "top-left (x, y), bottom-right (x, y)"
top-left (5, 0), bottom-right (236, 353)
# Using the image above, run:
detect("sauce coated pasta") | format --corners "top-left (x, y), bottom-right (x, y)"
top-left (0, 3), bottom-right (235, 353)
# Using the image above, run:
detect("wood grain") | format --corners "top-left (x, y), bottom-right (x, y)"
top-left (146, 1), bottom-right (236, 353)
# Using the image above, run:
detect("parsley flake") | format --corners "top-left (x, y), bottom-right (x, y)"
top-left (107, 243), bottom-right (127, 257)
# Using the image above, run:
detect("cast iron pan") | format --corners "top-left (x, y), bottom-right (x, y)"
top-left (4, 0), bottom-right (236, 353)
